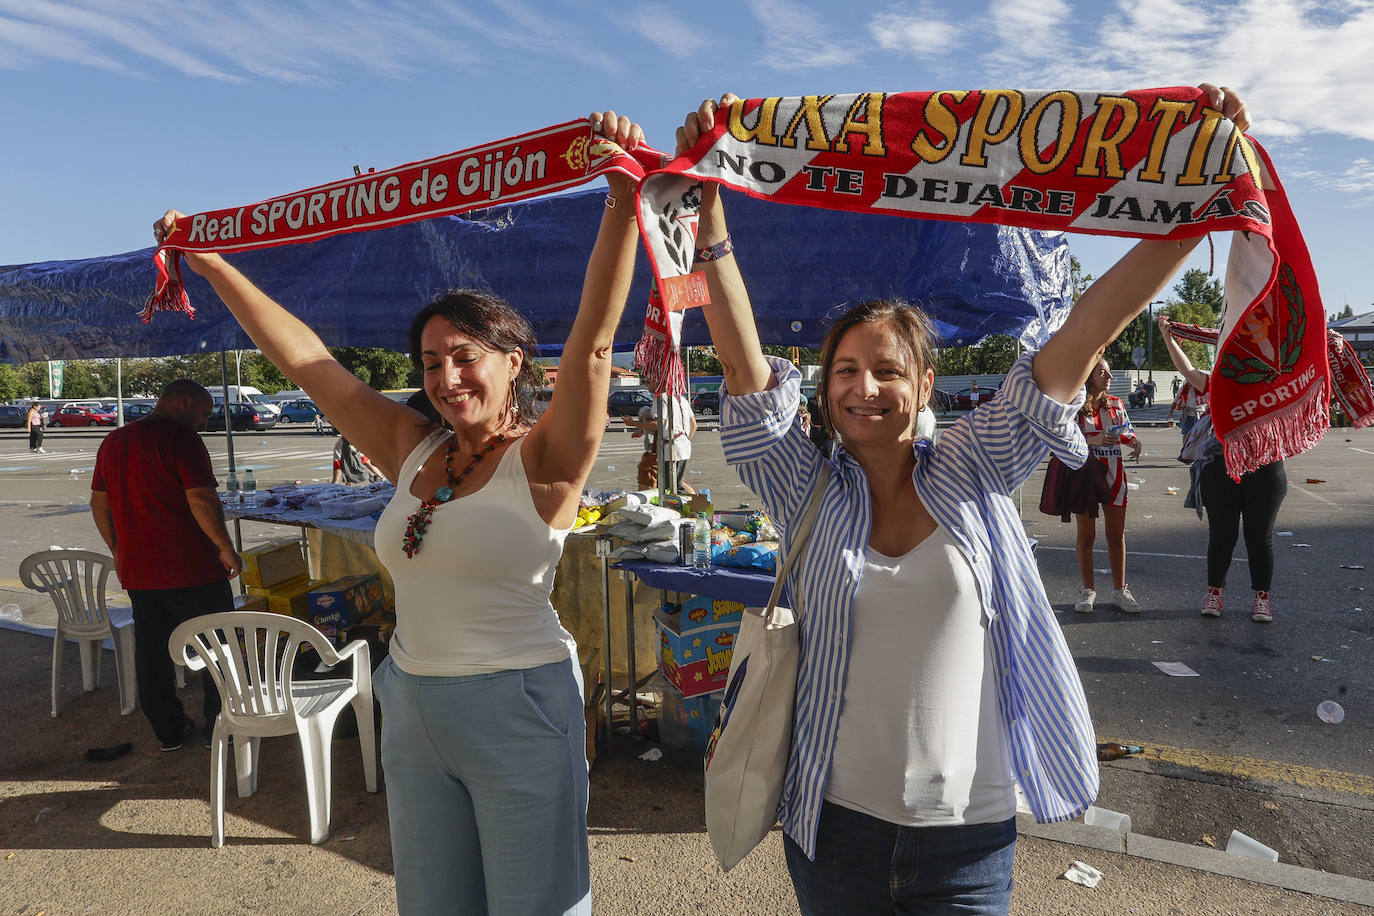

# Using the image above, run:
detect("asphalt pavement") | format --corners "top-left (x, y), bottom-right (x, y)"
top-left (1, 417), bottom-right (1372, 913)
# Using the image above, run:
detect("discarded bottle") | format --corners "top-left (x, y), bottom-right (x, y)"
top-left (243, 468), bottom-right (257, 505)
top-left (226, 470), bottom-right (240, 503)
top-left (693, 512), bottom-right (712, 570)
top-left (1096, 742), bottom-right (1143, 761)
top-left (0, 603), bottom-right (22, 623)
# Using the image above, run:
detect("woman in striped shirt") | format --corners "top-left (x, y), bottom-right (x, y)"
top-left (677, 85), bottom-right (1249, 914)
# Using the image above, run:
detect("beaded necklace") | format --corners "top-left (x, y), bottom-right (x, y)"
top-left (401, 432), bottom-right (506, 558)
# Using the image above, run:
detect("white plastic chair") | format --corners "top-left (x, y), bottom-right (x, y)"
top-left (168, 611), bottom-right (377, 847)
top-left (19, 549), bottom-right (136, 717)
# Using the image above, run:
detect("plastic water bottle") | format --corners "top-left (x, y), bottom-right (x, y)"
top-left (243, 469), bottom-right (257, 506)
top-left (226, 470), bottom-right (240, 503)
top-left (0, 603), bottom-right (22, 623)
top-left (693, 512), bottom-right (712, 570)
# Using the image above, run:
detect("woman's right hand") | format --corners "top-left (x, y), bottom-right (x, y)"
top-left (676, 93), bottom-right (740, 158)
top-left (153, 209), bottom-right (222, 275)
top-left (1157, 313), bottom-right (1172, 335)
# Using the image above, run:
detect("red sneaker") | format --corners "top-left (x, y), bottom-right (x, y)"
top-left (1201, 588), bottom-right (1223, 618)
top-left (1251, 591), bottom-right (1273, 622)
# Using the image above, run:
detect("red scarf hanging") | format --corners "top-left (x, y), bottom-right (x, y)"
top-left (1163, 317), bottom-right (1374, 431)
top-left (145, 121), bottom-right (663, 321)
top-left (635, 88), bottom-right (1328, 479)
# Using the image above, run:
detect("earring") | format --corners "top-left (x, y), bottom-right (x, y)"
top-left (507, 378), bottom-right (519, 427)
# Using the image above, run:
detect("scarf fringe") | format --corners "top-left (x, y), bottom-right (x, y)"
top-left (633, 330), bottom-right (686, 397)
top-left (140, 248), bottom-right (195, 324)
top-left (1222, 379), bottom-right (1329, 479)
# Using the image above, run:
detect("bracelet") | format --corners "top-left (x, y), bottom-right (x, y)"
top-left (695, 236), bottom-right (734, 263)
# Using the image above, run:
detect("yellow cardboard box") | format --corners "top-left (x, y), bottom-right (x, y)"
top-left (240, 540), bottom-right (308, 590)
top-left (263, 575), bottom-right (327, 619)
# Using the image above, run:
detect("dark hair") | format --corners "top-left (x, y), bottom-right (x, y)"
top-left (161, 378), bottom-right (211, 403)
top-left (814, 299), bottom-right (938, 439)
top-left (407, 289), bottom-right (540, 427)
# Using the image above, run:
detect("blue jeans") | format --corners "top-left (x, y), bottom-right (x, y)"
top-left (783, 801), bottom-right (1016, 915)
top-left (374, 656), bottom-right (590, 915)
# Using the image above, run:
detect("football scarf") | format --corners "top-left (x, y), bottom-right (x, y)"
top-left (635, 88), bottom-right (1328, 478)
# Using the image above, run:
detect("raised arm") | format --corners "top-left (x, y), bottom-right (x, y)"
top-left (1157, 313), bottom-right (1211, 392)
top-left (1032, 84), bottom-right (1248, 402)
top-left (678, 94), bottom-right (776, 397)
top-left (522, 110), bottom-right (644, 489)
top-left (154, 217), bottom-right (425, 480)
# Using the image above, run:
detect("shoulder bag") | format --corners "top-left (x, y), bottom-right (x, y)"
top-left (703, 462), bottom-right (832, 872)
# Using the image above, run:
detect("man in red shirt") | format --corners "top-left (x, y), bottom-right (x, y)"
top-left (90, 379), bottom-right (242, 751)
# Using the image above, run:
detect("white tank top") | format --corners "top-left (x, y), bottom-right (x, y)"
top-left (824, 525), bottom-right (1016, 826)
top-left (374, 430), bottom-right (575, 676)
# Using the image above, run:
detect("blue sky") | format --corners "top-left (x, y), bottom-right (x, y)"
top-left (2, 0), bottom-right (1371, 314)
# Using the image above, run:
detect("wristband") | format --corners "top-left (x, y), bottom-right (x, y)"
top-left (694, 236), bottom-right (734, 263)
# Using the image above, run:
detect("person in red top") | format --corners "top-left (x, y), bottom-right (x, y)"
top-left (1073, 357), bottom-right (1143, 614)
top-left (90, 379), bottom-right (242, 751)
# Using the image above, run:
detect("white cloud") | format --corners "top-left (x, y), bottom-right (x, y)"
top-left (988, 0), bottom-right (1072, 52)
top-left (0, 14), bottom-right (129, 73)
top-left (742, 0), bottom-right (856, 69)
top-left (620, 3), bottom-right (710, 59)
top-left (868, 4), bottom-right (963, 56)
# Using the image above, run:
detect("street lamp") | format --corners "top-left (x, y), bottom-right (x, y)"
top-left (1147, 300), bottom-right (1167, 385)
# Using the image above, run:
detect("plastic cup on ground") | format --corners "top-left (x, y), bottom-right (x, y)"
top-left (0, 603), bottom-right (22, 622)
top-left (1226, 829), bottom-right (1278, 862)
top-left (1083, 805), bottom-right (1132, 833)
top-left (1317, 700), bottom-right (1345, 724)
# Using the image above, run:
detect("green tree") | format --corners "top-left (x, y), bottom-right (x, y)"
top-left (330, 347), bottom-right (413, 390)
top-left (0, 364), bottom-right (21, 402)
top-left (1172, 268), bottom-right (1224, 323)
top-left (1069, 254), bottom-right (1093, 301)
top-left (1328, 304), bottom-right (1354, 322)
top-left (1158, 302), bottom-right (1217, 369)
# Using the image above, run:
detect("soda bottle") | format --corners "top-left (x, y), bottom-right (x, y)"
top-left (1096, 742), bottom-right (1143, 761)
top-left (226, 470), bottom-right (240, 503)
top-left (243, 468), bottom-right (257, 506)
top-left (693, 512), bottom-right (712, 570)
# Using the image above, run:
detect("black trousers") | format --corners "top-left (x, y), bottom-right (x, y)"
top-left (1200, 459), bottom-right (1287, 592)
top-left (129, 579), bottom-right (234, 743)
top-left (28, 426), bottom-right (43, 450)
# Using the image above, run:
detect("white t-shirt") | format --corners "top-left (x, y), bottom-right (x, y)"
top-left (824, 525), bottom-right (1016, 826)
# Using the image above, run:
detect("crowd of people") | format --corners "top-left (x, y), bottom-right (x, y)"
top-left (50, 84), bottom-right (1315, 915)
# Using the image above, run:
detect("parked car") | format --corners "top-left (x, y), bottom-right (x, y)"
top-left (120, 403), bottom-right (155, 421)
top-left (607, 387), bottom-right (652, 418)
top-left (950, 386), bottom-right (999, 411)
top-left (205, 403), bottom-right (277, 432)
top-left (692, 388), bottom-right (721, 416)
top-left (275, 398), bottom-right (322, 424)
top-left (0, 404), bottom-right (27, 428)
top-left (50, 405), bottom-right (117, 427)
top-left (929, 389), bottom-right (955, 415)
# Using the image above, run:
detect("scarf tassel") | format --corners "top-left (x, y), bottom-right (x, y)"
top-left (1222, 379), bottom-right (1329, 480)
top-left (140, 247), bottom-right (195, 324)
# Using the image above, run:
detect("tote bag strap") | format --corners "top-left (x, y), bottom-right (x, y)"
top-left (763, 462), bottom-right (833, 626)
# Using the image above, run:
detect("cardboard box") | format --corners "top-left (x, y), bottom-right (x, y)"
top-left (307, 574), bottom-right (386, 636)
top-left (264, 575), bottom-right (327, 619)
top-left (233, 593), bottom-right (267, 612)
top-left (659, 685), bottom-right (722, 751)
top-left (240, 540), bottom-right (308, 590)
top-left (679, 595), bottom-right (745, 629)
top-left (654, 606), bottom-right (738, 698)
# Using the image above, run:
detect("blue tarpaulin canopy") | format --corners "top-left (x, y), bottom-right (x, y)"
top-left (0, 189), bottom-right (1072, 363)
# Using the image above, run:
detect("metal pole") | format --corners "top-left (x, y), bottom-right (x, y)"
top-left (1147, 303), bottom-right (1155, 384)
top-left (115, 358), bottom-right (124, 426)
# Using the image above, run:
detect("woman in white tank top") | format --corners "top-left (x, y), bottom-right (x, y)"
top-left (155, 109), bottom-right (647, 916)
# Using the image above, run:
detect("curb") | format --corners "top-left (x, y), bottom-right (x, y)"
top-left (1017, 814), bottom-right (1374, 907)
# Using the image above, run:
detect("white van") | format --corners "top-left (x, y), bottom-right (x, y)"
top-left (211, 385), bottom-right (280, 418)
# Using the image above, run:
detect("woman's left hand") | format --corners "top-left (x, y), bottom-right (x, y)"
top-left (1129, 440), bottom-right (1143, 461)
top-left (1197, 83), bottom-right (1250, 133)
top-left (589, 109), bottom-right (644, 202)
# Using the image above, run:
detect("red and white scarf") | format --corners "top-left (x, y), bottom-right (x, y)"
top-left (634, 88), bottom-right (1328, 479)
top-left (146, 121), bottom-right (662, 321)
top-left (1163, 317), bottom-right (1373, 431)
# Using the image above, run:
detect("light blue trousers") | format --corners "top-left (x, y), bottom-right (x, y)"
top-left (375, 656), bottom-right (591, 915)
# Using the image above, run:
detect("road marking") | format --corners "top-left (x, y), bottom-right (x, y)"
top-left (1288, 483), bottom-right (1339, 506)
top-left (1039, 545), bottom-right (1224, 562)
top-left (1101, 737), bottom-right (1374, 798)
top-left (1350, 448), bottom-right (1374, 456)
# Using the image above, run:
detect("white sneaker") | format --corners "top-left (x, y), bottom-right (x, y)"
top-left (1074, 588), bottom-right (1096, 613)
top-left (1112, 586), bottom-right (1141, 614)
